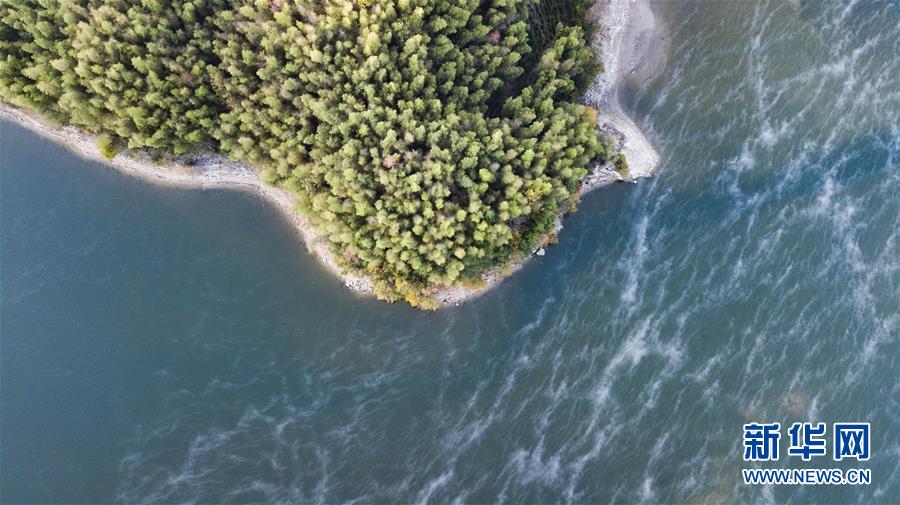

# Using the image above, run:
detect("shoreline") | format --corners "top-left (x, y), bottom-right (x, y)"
top-left (0, 0), bottom-right (663, 308)
top-left (585, 0), bottom-right (664, 181)
top-left (0, 104), bottom-right (376, 296)
top-left (438, 0), bottom-right (666, 305)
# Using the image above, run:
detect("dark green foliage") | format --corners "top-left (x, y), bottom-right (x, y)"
top-left (95, 131), bottom-right (118, 158)
top-left (1, 0), bottom-right (609, 305)
top-left (615, 152), bottom-right (628, 176)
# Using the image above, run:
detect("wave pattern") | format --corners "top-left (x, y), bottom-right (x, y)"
top-left (116, 1), bottom-right (898, 503)
top-left (5, 0), bottom-right (896, 503)
top-left (110, 1), bottom-right (899, 502)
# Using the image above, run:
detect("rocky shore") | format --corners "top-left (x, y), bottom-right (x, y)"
top-left (584, 0), bottom-right (664, 183)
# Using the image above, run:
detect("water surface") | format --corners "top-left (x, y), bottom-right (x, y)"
top-left (1, 0), bottom-right (898, 503)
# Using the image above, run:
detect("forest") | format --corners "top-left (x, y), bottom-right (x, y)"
top-left (1, 0), bottom-right (611, 307)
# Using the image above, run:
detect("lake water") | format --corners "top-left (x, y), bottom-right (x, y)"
top-left (1, 1), bottom-right (898, 503)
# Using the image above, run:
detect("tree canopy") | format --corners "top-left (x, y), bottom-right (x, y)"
top-left (1, 0), bottom-right (610, 306)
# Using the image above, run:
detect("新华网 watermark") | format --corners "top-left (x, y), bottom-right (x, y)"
top-left (741, 422), bottom-right (871, 486)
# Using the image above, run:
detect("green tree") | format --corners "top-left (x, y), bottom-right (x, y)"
top-left (0, 0), bottom-right (613, 307)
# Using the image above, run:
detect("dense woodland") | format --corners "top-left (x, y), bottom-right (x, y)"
top-left (1, 0), bottom-right (610, 307)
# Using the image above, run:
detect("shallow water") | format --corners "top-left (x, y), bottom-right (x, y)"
top-left (1, 0), bottom-right (898, 503)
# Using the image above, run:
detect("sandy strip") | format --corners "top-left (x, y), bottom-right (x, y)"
top-left (584, 0), bottom-right (664, 181)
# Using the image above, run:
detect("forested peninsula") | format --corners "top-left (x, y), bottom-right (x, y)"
top-left (1, 0), bottom-right (658, 308)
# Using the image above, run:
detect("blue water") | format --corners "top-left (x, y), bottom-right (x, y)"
top-left (1, 0), bottom-right (898, 503)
